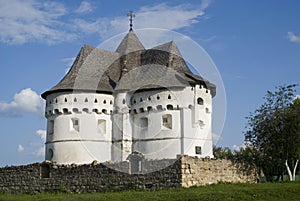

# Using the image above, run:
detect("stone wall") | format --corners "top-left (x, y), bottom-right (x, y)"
top-left (0, 156), bottom-right (257, 194)
top-left (181, 156), bottom-right (257, 187)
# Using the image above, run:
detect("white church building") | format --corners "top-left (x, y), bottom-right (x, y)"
top-left (42, 25), bottom-right (216, 164)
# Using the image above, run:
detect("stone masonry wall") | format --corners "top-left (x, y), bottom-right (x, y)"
top-left (180, 156), bottom-right (257, 187)
top-left (0, 156), bottom-right (257, 194)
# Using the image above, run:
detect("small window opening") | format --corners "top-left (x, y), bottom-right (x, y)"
top-left (103, 100), bottom-right (106, 104)
top-left (156, 105), bottom-right (163, 110)
top-left (83, 108), bottom-right (89, 113)
top-left (140, 97), bottom-right (143, 102)
top-left (168, 94), bottom-right (171, 99)
top-left (55, 98), bottom-right (58, 103)
top-left (85, 98), bottom-right (88, 102)
top-left (64, 97), bottom-right (67, 102)
top-left (140, 117), bottom-right (148, 128)
top-left (195, 146), bottom-right (202, 155)
top-left (139, 108), bottom-right (145, 113)
top-left (71, 118), bottom-right (79, 132)
top-left (206, 108), bottom-right (210, 113)
top-left (98, 119), bottom-right (106, 134)
top-left (148, 97), bottom-right (151, 101)
top-left (197, 97), bottom-right (204, 105)
top-left (123, 99), bottom-right (126, 104)
top-left (147, 106), bottom-right (153, 112)
top-left (63, 108), bottom-right (69, 114)
top-left (74, 97), bottom-right (77, 102)
top-left (157, 95), bottom-right (160, 100)
top-left (110, 100), bottom-right (113, 105)
top-left (94, 98), bottom-right (98, 103)
top-left (73, 108), bottom-right (79, 113)
top-left (102, 109), bottom-right (107, 114)
top-left (162, 114), bottom-right (172, 129)
top-left (167, 104), bottom-right (173, 110)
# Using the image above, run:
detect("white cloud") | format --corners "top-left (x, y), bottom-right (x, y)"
top-left (0, 0), bottom-right (76, 44)
top-left (74, 1), bottom-right (212, 40)
top-left (0, 1), bottom-right (212, 45)
top-left (17, 144), bottom-right (24, 152)
top-left (32, 146), bottom-right (45, 157)
top-left (75, 1), bottom-right (93, 14)
top-left (36, 130), bottom-right (46, 142)
top-left (0, 88), bottom-right (44, 117)
top-left (287, 32), bottom-right (300, 43)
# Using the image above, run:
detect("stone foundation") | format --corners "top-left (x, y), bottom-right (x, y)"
top-left (0, 156), bottom-right (257, 193)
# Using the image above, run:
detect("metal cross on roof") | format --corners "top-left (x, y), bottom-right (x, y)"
top-left (127, 11), bottom-right (135, 31)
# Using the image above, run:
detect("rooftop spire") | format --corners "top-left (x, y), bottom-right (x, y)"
top-left (127, 11), bottom-right (135, 31)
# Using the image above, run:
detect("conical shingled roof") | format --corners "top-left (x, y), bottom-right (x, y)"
top-left (42, 30), bottom-right (216, 99)
top-left (115, 31), bottom-right (145, 55)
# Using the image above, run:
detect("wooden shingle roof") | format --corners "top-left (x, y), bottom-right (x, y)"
top-left (42, 30), bottom-right (216, 99)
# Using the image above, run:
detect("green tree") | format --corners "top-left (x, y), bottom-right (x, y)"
top-left (244, 84), bottom-right (300, 181)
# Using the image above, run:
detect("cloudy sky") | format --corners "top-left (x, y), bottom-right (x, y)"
top-left (0, 0), bottom-right (299, 166)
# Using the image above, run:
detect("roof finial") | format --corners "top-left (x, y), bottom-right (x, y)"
top-left (127, 11), bottom-right (135, 31)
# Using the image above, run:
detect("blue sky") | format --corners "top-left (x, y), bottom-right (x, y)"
top-left (0, 0), bottom-right (299, 166)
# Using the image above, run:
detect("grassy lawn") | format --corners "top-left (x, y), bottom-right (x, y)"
top-left (1, 182), bottom-right (300, 201)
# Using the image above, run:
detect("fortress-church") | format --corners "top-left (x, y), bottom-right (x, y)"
top-left (41, 15), bottom-right (216, 164)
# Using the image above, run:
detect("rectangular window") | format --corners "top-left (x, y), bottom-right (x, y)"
top-left (48, 120), bottom-right (54, 135)
top-left (140, 117), bottom-right (148, 128)
top-left (195, 146), bottom-right (202, 155)
top-left (98, 119), bottom-right (106, 134)
top-left (71, 118), bottom-right (79, 132)
top-left (162, 114), bottom-right (172, 129)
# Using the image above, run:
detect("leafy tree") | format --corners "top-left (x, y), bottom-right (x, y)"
top-left (213, 146), bottom-right (233, 159)
top-left (244, 84), bottom-right (300, 181)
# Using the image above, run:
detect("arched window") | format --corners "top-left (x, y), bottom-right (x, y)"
top-left (64, 97), bottom-right (67, 102)
top-left (102, 109), bottom-right (107, 114)
top-left (168, 94), bottom-right (171, 99)
top-left (103, 100), bottom-right (106, 104)
top-left (63, 108), bottom-right (69, 114)
top-left (147, 106), bottom-right (153, 112)
top-left (197, 97), bottom-right (204, 105)
top-left (156, 105), bottom-right (163, 110)
top-left (167, 104), bottom-right (173, 110)
top-left (73, 108), bottom-right (79, 113)
top-left (123, 99), bottom-right (126, 104)
top-left (94, 98), bottom-right (98, 103)
top-left (85, 98), bottom-right (88, 102)
top-left (140, 117), bottom-right (148, 128)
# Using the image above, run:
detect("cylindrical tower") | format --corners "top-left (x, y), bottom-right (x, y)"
top-left (44, 92), bottom-right (113, 164)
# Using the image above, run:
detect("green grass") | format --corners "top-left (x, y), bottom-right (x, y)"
top-left (1, 182), bottom-right (300, 201)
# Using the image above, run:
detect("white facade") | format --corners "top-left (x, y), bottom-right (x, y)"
top-left (44, 84), bottom-right (214, 164)
top-left (43, 30), bottom-right (215, 164)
